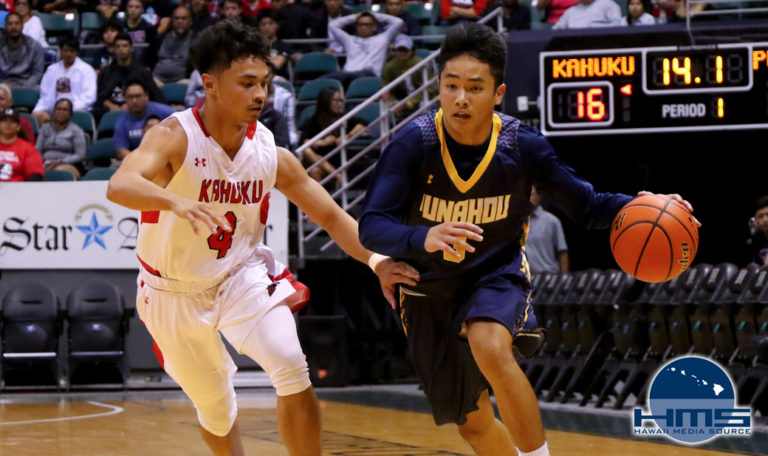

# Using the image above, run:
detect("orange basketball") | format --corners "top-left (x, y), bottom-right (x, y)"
top-left (610, 195), bottom-right (699, 283)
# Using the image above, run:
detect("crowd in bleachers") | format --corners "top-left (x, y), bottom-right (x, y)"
top-left (0, 0), bottom-right (762, 183)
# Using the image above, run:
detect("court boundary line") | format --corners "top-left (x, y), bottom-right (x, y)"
top-left (0, 401), bottom-right (124, 426)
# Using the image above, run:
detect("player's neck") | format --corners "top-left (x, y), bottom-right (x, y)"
top-left (443, 115), bottom-right (493, 146)
top-left (198, 104), bottom-right (248, 158)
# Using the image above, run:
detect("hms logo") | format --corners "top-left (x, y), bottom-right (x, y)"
top-left (194, 158), bottom-right (207, 167)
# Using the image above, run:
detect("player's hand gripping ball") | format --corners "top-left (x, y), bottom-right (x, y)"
top-left (610, 194), bottom-right (699, 283)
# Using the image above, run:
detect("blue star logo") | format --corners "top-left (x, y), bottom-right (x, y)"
top-left (76, 212), bottom-right (113, 249)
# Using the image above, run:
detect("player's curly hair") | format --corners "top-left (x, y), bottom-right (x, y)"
top-left (190, 20), bottom-right (271, 74)
top-left (438, 22), bottom-right (507, 88)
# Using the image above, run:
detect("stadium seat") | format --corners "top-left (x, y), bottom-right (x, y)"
top-left (273, 79), bottom-right (295, 96)
top-left (38, 13), bottom-right (78, 46)
top-left (414, 48), bottom-right (432, 59)
top-left (81, 167), bottom-right (116, 180)
top-left (297, 104), bottom-right (316, 130)
top-left (66, 280), bottom-right (133, 388)
top-left (297, 78), bottom-right (343, 103)
top-left (405, 1), bottom-right (433, 25)
top-left (11, 88), bottom-right (40, 112)
top-left (72, 111), bottom-right (96, 144)
top-left (161, 82), bottom-right (188, 106)
top-left (79, 12), bottom-right (103, 34)
top-left (86, 137), bottom-right (117, 169)
top-left (293, 52), bottom-right (340, 82)
top-left (1, 282), bottom-right (62, 389)
top-left (97, 111), bottom-right (123, 138)
top-left (688, 263), bottom-right (739, 359)
top-left (419, 25), bottom-right (446, 49)
top-left (19, 112), bottom-right (38, 136)
top-left (44, 169), bottom-right (76, 181)
top-left (346, 76), bottom-right (381, 102)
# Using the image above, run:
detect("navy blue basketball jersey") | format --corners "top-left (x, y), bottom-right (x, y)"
top-left (360, 109), bottom-right (632, 301)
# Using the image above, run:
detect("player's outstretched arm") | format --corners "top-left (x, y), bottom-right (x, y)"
top-left (106, 117), bottom-right (231, 235)
top-left (275, 147), bottom-right (419, 306)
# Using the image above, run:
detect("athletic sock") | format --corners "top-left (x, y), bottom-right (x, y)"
top-left (518, 441), bottom-right (549, 456)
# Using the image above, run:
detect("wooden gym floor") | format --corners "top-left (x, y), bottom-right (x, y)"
top-left (0, 385), bottom-right (758, 456)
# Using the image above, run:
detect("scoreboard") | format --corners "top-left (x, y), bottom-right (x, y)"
top-left (539, 42), bottom-right (768, 136)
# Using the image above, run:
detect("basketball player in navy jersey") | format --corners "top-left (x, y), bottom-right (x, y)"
top-left (107, 21), bottom-right (419, 456)
top-left (359, 23), bottom-right (695, 455)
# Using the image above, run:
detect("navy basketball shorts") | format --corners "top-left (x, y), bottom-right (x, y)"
top-left (398, 276), bottom-right (538, 425)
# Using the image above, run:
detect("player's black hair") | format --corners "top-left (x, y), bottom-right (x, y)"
top-left (59, 35), bottom-right (80, 51)
top-left (438, 22), bottom-right (506, 88)
top-left (756, 196), bottom-right (768, 213)
top-left (191, 20), bottom-right (271, 74)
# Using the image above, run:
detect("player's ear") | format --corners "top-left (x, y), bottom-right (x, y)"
top-left (201, 72), bottom-right (217, 96)
top-left (494, 83), bottom-right (506, 106)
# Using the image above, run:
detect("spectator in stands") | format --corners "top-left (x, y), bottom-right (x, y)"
top-left (40, 0), bottom-right (78, 14)
top-left (481, 0), bottom-right (531, 30)
top-left (188, 0), bottom-right (215, 32)
top-left (220, 0), bottom-right (257, 25)
top-left (144, 0), bottom-right (177, 34)
top-left (0, 83), bottom-right (36, 143)
top-left (319, 0), bottom-right (353, 54)
top-left (125, 0), bottom-right (158, 46)
top-left (142, 114), bottom-right (161, 135)
top-left (440, 0), bottom-right (488, 25)
top-left (536, 0), bottom-right (578, 25)
top-left (96, 0), bottom-right (122, 19)
top-left (257, 8), bottom-right (293, 80)
top-left (300, 86), bottom-right (366, 183)
top-left (325, 12), bottom-right (404, 87)
top-left (94, 33), bottom-right (165, 121)
top-left (35, 98), bottom-right (87, 178)
top-left (241, 0), bottom-right (270, 17)
top-left (553, 0), bottom-right (622, 28)
top-left (526, 186), bottom-right (569, 274)
top-left (381, 34), bottom-right (436, 122)
top-left (0, 108), bottom-right (43, 182)
top-left (270, 0), bottom-right (325, 53)
top-left (623, 0), bottom-right (655, 24)
top-left (384, 0), bottom-right (422, 36)
top-left (0, 12), bottom-right (45, 89)
top-left (748, 196), bottom-right (768, 266)
top-left (145, 6), bottom-right (195, 84)
top-left (113, 80), bottom-right (174, 158)
top-left (257, 63), bottom-right (291, 148)
top-left (184, 69), bottom-right (205, 108)
top-left (91, 19), bottom-right (122, 71)
top-left (32, 36), bottom-right (98, 126)
top-left (14, 0), bottom-right (47, 48)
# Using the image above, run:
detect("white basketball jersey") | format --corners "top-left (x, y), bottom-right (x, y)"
top-left (136, 108), bottom-right (278, 288)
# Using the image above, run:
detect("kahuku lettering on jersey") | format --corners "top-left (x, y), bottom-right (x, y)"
top-left (136, 107), bottom-right (278, 289)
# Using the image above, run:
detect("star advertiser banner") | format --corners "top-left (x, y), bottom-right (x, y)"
top-left (0, 181), bottom-right (288, 270)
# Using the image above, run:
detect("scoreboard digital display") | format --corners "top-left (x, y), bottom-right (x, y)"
top-left (539, 43), bottom-right (768, 135)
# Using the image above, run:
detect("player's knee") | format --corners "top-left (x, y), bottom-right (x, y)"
top-left (194, 385), bottom-right (238, 436)
top-left (269, 346), bottom-right (311, 396)
top-left (457, 418), bottom-right (492, 443)
top-left (470, 337), bottom-right (513, 370)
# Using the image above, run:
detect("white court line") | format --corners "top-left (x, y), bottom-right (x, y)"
top-left (0, 401), bottom-right (124, 425)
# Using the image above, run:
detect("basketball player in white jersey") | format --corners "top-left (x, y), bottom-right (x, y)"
top-left (107, 21), bottom-right (419, 456)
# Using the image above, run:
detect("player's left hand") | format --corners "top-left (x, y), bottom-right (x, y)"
top-left (638, 191), bottom-right (701, 227)
top-left (374, 258), bottom-right (420, 309)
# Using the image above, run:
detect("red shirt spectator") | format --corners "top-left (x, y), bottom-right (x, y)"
top-left (441, 0), bottom-right (488, 21)
top-left (241, 0), bottom-right (269, 16)
top-left (1, 0), bottom-right (15, 12)
top-left (0, 109), bottom-right (43, 182)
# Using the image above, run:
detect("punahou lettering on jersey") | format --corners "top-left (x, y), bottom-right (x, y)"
top-left (403, 109), bottom-right (531, 298)
top-left (136, 107), bottom-right (278, 289)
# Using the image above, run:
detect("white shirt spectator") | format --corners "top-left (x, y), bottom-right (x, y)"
top-left (271, 83), bottom-right (298, 147)
top-left (329, 13), bottom-right (404, 76)
top-left (22, 15), bottom-right (47, 48)
top-left (553, 0), bottom-right (622, 29)
top-left (33, 57), bottom-right (98, 113)
top-left (623, 12), bottom-right (655, 24)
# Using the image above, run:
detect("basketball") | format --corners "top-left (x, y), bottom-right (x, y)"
top-left (610, 195), bottom-right (699, 283)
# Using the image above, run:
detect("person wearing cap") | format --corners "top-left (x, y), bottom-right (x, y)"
top-left (325, 11), bottom-right (404, 87)
top-left (0, 108), bottom-right (44, 182)
top-left (0, 83), bottom-right (36, 144)
top-left (381, 34), bottom-right (437, 121)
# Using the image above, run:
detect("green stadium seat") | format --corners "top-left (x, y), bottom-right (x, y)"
top-left (38, 13), bottom-right (78, 46)
top-left (294, 52), bottom-right (340, 82)
top-left (11, 88), bottom-right (40, 112)
top-left (81, 167), bottom-right (116, 180)
top-left (97, 111), bottom-right (123, 138)
top-left (161, 82), bottom-right (188, 106)
top-left (44, 169), bottom-right (76, 181)
top-left (346, 77), bottom-right (381, 101)
top-left (297, 78), bottom-right (343, 103)
top-left (72, 111), bottom-right (96, 144)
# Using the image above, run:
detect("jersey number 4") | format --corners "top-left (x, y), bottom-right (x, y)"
top-left (207, 211), bottom-right (237, 259)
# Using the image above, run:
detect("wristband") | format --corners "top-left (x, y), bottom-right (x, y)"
top-left (367, 253), bottom-right (390, 272)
